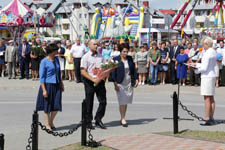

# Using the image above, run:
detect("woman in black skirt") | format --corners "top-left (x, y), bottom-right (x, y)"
top-left (30, 39), bottom-right (40, 80)
top-left (36, 43), bottom-right (64, 130)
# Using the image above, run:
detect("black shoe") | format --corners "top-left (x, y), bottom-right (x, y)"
top-left (95, 120), bottom-right (107, 129)
top-left (26, 77), bottom-right (29, 80)
top-left (19, 77), bottom-right (24, 80)
top-left (200, 120), bottom-right (214, 126)
top-left (87, 123), bottom-right (95, 130)
top-left (8, 77), bottom-right (11, 80)
top-left (13, 77), bottom-right (16, 79)
top-left (120, 121), bottom-right (128, 127)
top-left (51, 126), bottom-right (56, 130)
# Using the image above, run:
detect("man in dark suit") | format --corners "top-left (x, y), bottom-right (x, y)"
top-left (18, 37), bottom-right (31, 79)
top-left (169, 40), bottom-right (180, 84)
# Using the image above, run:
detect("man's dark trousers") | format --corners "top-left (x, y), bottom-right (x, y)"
top-left (74, 58), bottom-right (82, 82)
top-left (83, 78), bottom-right (107, 124)
top-left (20, 58), bottom-right (30, 78)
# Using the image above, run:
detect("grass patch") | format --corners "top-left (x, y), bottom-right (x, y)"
top-left (157, 130), bottom-right (225, 143)
top-left (55, 143), bottom-right (113, 150)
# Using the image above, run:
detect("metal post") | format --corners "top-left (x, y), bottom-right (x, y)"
top-left (173, 92), bottom-right (179, 134)
top-left (0, 134), bottom-right (4, 150)
top-left (81, 100), bottom-right (87, 146)
top-left (32, 111), bottom-right (39, 150)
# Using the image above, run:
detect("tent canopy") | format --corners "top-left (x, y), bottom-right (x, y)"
top-left (0, 0), bottom-right (30, 17)
top-left (0, 0), bottom-right (55, 27)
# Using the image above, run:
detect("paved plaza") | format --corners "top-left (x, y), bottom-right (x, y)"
top-left (1, 78), bottom-right (225, 150)
top-left (101, 133), bottom-right (225, 150)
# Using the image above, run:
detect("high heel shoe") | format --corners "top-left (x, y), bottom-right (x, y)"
top-left (51, 126), bottom-right (56, 130)
top-left (120, 121), bottom-right (128, 127)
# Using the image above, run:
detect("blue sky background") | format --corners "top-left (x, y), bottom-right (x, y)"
top-left (0, 0), bottom-right (184, 9)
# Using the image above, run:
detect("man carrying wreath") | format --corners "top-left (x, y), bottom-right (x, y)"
top-left (81, 39), bottom-right (107, 130)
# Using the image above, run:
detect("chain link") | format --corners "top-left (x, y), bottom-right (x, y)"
top-left (26, 123), bottom-right (35, 150)
top-left (38, 121), bottom-right (82, 137)
top-left (88, 129), bottom-right (93, 142)
top-left (87, 128), bottom-right (101, 147)
top-left (178, 100), bottom-right (225, 124)
top-left (178, 100), bottom-right (206, 122)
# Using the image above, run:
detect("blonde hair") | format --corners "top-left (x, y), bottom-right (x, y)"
top-left (202, 36), bottom-right (213, 47)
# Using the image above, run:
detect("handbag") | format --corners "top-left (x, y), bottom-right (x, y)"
top-left (166, 58), bottom-right (171, 64)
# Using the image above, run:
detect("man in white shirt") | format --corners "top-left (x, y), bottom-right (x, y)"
top-left (80, 39), bottom-right (107, 129)
top-left (70, 37), bottom-right (86, 83)
top-left (188, 43), bottom-right (201, 86)
top-left (218, 40), bottom-right (225, 86)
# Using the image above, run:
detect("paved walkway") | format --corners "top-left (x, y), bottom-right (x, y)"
top-left (100, 133), bottom-right (225, 150)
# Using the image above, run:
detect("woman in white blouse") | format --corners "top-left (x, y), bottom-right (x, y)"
top-left (193, 37), bottom-right (217, 126)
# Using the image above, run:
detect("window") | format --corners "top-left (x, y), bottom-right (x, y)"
top-left (195, 10), bottom-right (201, 16)
top-left (79, 14), bottom-right (82, 18)
top-left (63, 24), bottom-right (70, 30)
top-left (84, 14), bottom-right (87, 18)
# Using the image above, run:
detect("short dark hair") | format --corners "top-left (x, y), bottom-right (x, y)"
top-left (46, 43), bottom-right (58, 55)
top-left (118, 43), bottom-right (129, 52)
top-left (143, 43), bottom-right (148, 46)
top-left (180, 46), bottom-right (185, 50)
top-left (56, 41), bottom-right (61, 45)
top-left (161, 41), bottom-right (166, 45)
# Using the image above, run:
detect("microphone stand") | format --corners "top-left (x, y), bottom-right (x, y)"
top-left (163, 62), bottom-right (194, 121)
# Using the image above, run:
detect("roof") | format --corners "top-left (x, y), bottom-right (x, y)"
top-left (47, 1), bottom-right (60, 12)
top-left (66, 0), bottom-right (88, 4)
top-left (55, 6), bottom-right (71, 14)
top-left (194, 4), bottom-right (214, 10)
top-left (159, 9), bottom-right (176, 15)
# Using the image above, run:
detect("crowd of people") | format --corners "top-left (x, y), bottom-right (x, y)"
top-left (0, 36), bottom-right (223, 128)
top-left (1, 37), bottom-right (225, 87)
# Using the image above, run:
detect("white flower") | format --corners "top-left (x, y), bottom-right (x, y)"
top-left (111, 59), bottom-right (114, 63)
top-left (115, 60), bottom-right (119, 64)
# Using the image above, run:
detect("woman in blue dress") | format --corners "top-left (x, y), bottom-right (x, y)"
top-left (36, 43), bottom-right (64, 130)
top-left (175, 46), bottom-right (189, 86)
top-left (0, 40), bottom-right (6, 77)
top-left (102, 43), bottom-right (112, 62)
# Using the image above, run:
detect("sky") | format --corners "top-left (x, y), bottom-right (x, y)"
top-left (0, 0), bottom-right (185, 9)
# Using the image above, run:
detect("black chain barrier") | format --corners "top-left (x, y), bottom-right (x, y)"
top-left (179, 99), bottom-right (225, 124)
top-left (26, 100), bottom-right (100, 150)
top-left (178, 100), bottom-right (206, 122)
top-left (26, 123), bottom-right (35, 150)
top-left (38, 121), bottom-right (82, 137)
top-left (87, 129), bottom-right (101, 147)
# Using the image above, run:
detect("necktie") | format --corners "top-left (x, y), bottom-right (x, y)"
top-left (22, 44), bottom-right (26, 54)
top-left (174, 46), bottom-right (177, 56)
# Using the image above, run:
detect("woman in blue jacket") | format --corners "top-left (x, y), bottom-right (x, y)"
top-left (112, 43), bottom-right (138, 127)
top-left (36, 43), bottom-right (64, 130)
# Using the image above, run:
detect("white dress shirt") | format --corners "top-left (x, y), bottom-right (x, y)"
top-left (80, 51), bottom-right (104, 78)
top-left (195, 48), bottom-right (217, 78)
top-left (70, 43), bottom-right (86, 58)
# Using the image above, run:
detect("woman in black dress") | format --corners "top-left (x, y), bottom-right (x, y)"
top-left (36, 43), bottom-right (64, 130)
top-left (30, 39), bottom-right (40, 80)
